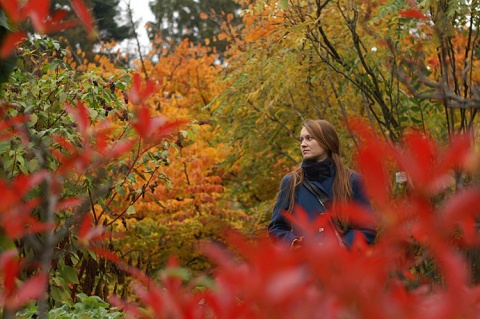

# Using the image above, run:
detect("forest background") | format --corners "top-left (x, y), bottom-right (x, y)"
top-left (0, 0), bottom-right (480, 318)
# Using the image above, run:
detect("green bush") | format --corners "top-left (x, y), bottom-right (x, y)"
top-left (17, 294), bottom-right (125, 318)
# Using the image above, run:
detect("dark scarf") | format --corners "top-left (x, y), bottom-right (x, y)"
top-left (302, 158), bottom-right (333, 181)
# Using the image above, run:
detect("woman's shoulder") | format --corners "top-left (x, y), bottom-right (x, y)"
top-left (349, 171), bottom-right (365, 186)
top-left (279, 174), bottom-right (294, 189)
top-left (350, 171), bottom-right (363, 180)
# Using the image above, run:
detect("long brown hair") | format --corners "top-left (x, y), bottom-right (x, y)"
top-left (278, 119), bottom-right (353, 214)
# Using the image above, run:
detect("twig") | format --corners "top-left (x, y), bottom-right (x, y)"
top-left (125, 1), bottom-right (149, 80)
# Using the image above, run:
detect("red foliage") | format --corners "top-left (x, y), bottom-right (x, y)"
top-left (1, 2), bottom-right (480, 314)
top-left (0, 0), bottom-right (93, 56)
top-left (70, 0), bottom-right (95, 38)
top-left (0, 250), bottom-right (47, 311)
top-left (128, 73), bottom-right (156, 106)
top-left (104, 120), bottom-right (480, 319)
top-left (0, 31), bottom-right (26, 59)
top-left (400, 9), bottom-right (426, 20)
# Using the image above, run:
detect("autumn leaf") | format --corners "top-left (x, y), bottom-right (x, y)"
top-left (438, 188), bottom-right (480, 245)
top-left (399, 9), bottom-right (426, 20)
top-left (128, 73), bottom-right (156, 105)
top-left (0, 250), bottom-right (47, 311)
top-left (0, 0), bottom-right (22, 23)
top-left (70, 0), bottom-right (96, 38)
top-left (356, 141), bottom-right (390, 207)
top-left (0, 31), bottom-right (26, 59)
top-left (65, 101), bottom-right (90, 138)
top-left (78, 213), bottom-right (109, 244)
top-left (8, 273), bottom-right (48, 310)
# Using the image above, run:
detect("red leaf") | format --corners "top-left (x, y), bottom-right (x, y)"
top-left (65, 101), bottom-right (90, 137)
top-left (55, 197), bottom-right (83, 211)
top-left (0, 0), bottom-right (22, 23)
top-left (109, 295), bottom-right (143, 318)
top-left (50, 8), bottom-right (69, 22)
top-left (356, 141), bottom-right (390, 206)
top-left (152, 119), bottom-right (188, 140)
top-left (283, 205), bottom-right (322, 240)
top-left (133, 107), bottom-right (154, 138)
top-left (70, 0), bottom-right (96, 38)
top-left (52, 135), bottom-right (75, 154)
top-left (8, 273), bottom-right (47, 310)
top-left (438, 188), bottom-right (480, 233)
top-left (0, 31), bottom-right (26, 59)
top-left (78, 213), bottom-right (93, 241)
top-left (390, 132), bottom-right (437, 191)
top-left (128, 73), bottom-right (156, 105)
top-left (27, 221), bottom-right (55, 234)
top-left (405, 132), bottom-right (436, 181)
top-left (42, 19), bottom-right (79, 34)
top-left (12, 170), bottom-right (48, 198)
top-left (104, 140), bottom-right (134, 159)
top-left (437, 133), bottom-right (473, 174)
top-left (2, 199), bottom-right (49, 239)
top-left (133, 107), bottom-right (174, 139)
top-left (347, 117), bottom-right (377, 142)
top-left (0, 250), bottom-right (19, 297)
top-left (89, 247), bottom-right (120, 263)
top-left (22, 0), bottom-right (50, 33)
top-left (78, 213), bottom-right (109, 244)
top-left (400, 9), bottom-right (426, 20)
top-left (333, 201), bottom-right (376, 228)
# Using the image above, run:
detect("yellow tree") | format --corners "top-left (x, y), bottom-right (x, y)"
top-left (207, 0), bottom-right (480, 215)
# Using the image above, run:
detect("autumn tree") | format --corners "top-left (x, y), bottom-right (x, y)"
top-left (207, 0), bottom-right (480, 215)
top-left (148, 0), bottom-right (242, 55)
top-left (61, 26), bottom-right (261, 275)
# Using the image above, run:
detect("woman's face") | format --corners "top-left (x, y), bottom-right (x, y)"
top-left (300, 127), bottom-right (328, 162)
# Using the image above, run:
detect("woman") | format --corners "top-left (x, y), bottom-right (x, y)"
top-left (268, 119), bottom-right (376, 248)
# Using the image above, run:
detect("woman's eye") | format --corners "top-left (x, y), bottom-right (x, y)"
top-left (300, 136), bottom-right (313, 143)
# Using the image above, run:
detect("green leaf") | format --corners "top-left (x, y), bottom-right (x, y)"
top-left (28, 158), bottom-right (39, 172)
top-left (0, 141), bottom-right (10, 155)
top-left (60, 265), bottom-right (79, 284)
top-left (279, 0), bottom-right (289, 9)
top-left (18, 156), bottom-right (28, 174)
top-left (126, 205), bottom-right (136, 215)
top-left (50, 286), bottom-right (73, 305)
top-left (59, 92), bottom-right (67, 103)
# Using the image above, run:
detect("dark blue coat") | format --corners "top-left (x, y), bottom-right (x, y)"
top-left (268, 169), bottom-right (377, 247)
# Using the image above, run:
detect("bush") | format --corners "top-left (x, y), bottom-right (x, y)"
top-left (17, 294), bottom-right (124, 319)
